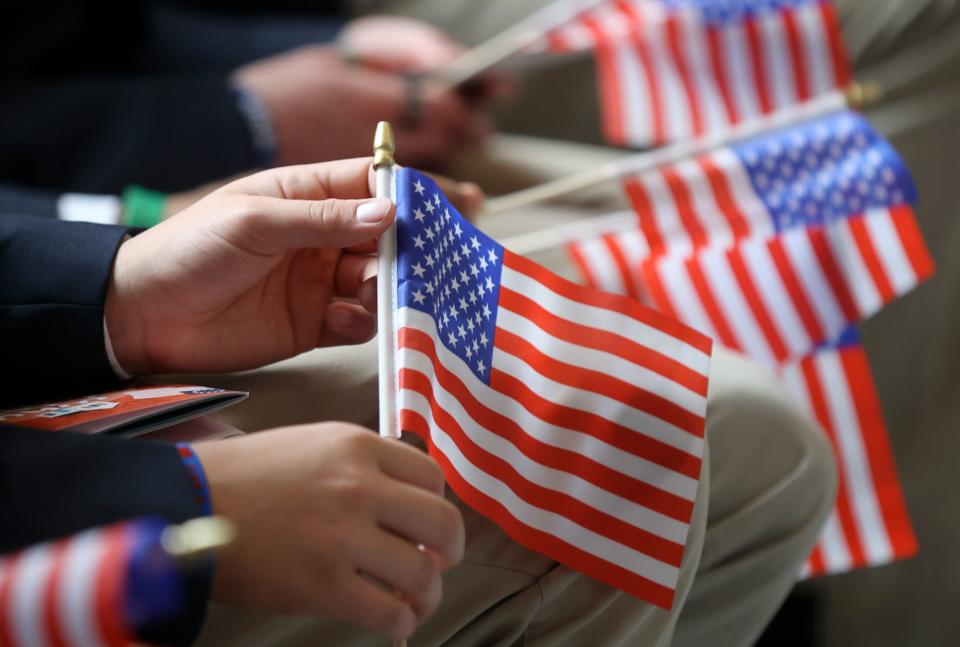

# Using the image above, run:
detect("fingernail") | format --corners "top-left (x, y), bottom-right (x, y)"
top-left (356, 198), bottom-right (391, 224)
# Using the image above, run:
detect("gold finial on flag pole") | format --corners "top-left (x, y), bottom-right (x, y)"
top-left (373, 121), bottom-right (396, 170)
top-left (844, 82), bottom-right (885, 110)
top-left (161, 516), bottom-right (236, 564)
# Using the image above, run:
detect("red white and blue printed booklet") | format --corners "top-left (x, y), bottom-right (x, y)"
top-left (0, 385), bottom-right (248, 439)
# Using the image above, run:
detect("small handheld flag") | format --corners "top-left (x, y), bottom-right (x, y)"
top-left (393, 168), bottom-right (713, 609)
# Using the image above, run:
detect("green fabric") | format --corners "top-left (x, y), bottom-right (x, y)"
top-left (122, 185), bottom-right (166, 228)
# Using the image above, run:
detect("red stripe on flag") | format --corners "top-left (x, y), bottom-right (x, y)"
top-left (489, 363), bottom-right (704, 480)
top-left (839, 347), bottom-right (918, 559)
top-left (808, 227), bottom-right (860, 321)
top-left (706, 26), bottom-right (739, 124)
top-left (890, 205), bottom-right (935, 281)
top-left (0, 553), bottom-right (22, 646)
top-left (662, 167), bottom-right (708, 248)
top-left (684, 255), bottom-right (741, 350)
top-left (807, 545), bottom-right (826, 577)
top-left (42, 541), bottom-right (71, 647)
top-left (768, 237), bottom-right (826, 343)
top-left (615, 0), bottom-right (667, 143)
top-left (847, 216), bottom-right (896, 303)
top-left (726, 246), bottom-right (790, 362)
top-left (697, 155), bottom-right (752, 239)
top-left (624, 177), bottom-right (668, 254)
top-left (665, 14), bottom-right (705, 137)
top-left (567, 242), bottom-right (601, 290)
top-left (94, 526), bottom-right (134, 646)
top-left (782, 8), bottom-right (812, 102)
top-left (399, 329), bottom-right (698, 521)
top-left (506, 252), bottom-right (713, 355)
top-left (495, 328), bottom-right (706, 438)
top-left (499, 287), bottom-right (709, 396)
top-left (402, 410), bottom-right (679, 609)
top-left (584, 16), bottom-right (627, 146)
top-left (801, 358), bottom-right (867, 566)
top-left (603, 233), bottom-right (642, 300)
top-left (400, 369), bottom-right (692, 558)
top-left (744, 16), bottom-right (773, 114)
top-left (546, 30), bottom-right (572, 54)
top-left (820, 2), bottom-right (853, 88)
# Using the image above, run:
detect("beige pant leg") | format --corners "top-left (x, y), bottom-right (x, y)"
top-left (189, 344), bottom-right (833, 647)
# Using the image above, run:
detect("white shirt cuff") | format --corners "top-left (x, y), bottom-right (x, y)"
top-left (58, 193), bottom-right (122, 225)
top-left (103, 317), bottom-right (133, 380)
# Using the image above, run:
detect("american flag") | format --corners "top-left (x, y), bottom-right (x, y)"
top-left (0, 518), bottom-right (185, 647)
top-left (544, 0), bottom-right (852, 146)
top-left (393, 168), bottom-right (713, 608)
top-left (569, 111), bottom-right (933, 367)
top-left (782, 328), bottom-right (917, 576)
top-left (566, 112), bottom-right (931, 577)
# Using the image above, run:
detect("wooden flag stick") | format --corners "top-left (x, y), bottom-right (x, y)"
top-left (435, 0), bottom-right (609, 87)
top-left (482, 84), bottom-right (882, 216)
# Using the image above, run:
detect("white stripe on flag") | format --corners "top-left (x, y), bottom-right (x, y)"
top-left (795, 2), bottom-right (837, 94)
top-left (494, 346), bottom-right (703, 457)
top-left (575, 237), bottom-right (627, 294)
top-left (496, 307), bottom-right (707, 416)
top-left (673, 158), bottom-right (734, 246)
top-left (862, 208), bottom-right (917, 293)
top-left (644, 170), bottom-right (694, 256)
top-left (676, 8), bottom-right (728, 132)
top-left (708, 148), bottom-right (775, 237)
top-left (401, 309), bottom-right (701, 500)
top-left (696, 248), bottom-right (777, 365)
top-left (10, 544), bottom-right (54, 647)
top-left (613, 38), bottom-right (655, 147)
top-left (814, 351), bottom-right (894, 564)
top-left (827, 219), bottom-right (883, 316)
top-left (719, 22), bottom-right (761, 122)
top-left (645, 15), bottom-right (692, 140)
top-left (758, 11), bottom-right (797, 110)
top-left (653, 255), bottom-right (719, 340)
top-left (780, 228), bottom-right (848, 340)
top-left (401, 377), bottom-right (691, 543)
top-left (499, 265), bottom-right (711, 370)
top-left (60, 531), bottom-right (108, 647)
top-left (739, 237), bottom-right (812, 356)
top-left (402, 376), bottom-right (682, 589)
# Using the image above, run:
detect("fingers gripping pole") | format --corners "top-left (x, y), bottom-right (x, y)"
top-left (374, 122), bottom-right (400, 441)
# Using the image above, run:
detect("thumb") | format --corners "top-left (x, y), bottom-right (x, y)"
top-left (243, 196), bottom-right (396, 251)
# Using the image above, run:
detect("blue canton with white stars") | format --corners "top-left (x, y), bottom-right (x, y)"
top-left (658, 0), bottom-right (816, 24)
top-left (396, 168), bottom-right (504, 384)
top-left (734, 111), bottom-right (917, 233)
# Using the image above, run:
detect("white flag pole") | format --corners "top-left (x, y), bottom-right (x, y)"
top-left (482, 84), bottom-right (882, 216)
top-left (435, 0), bottom-right (609, 87)
top-left (374, 122), bottom-right (400, 443)
top-left (373, 123), bottom-right (407, 647)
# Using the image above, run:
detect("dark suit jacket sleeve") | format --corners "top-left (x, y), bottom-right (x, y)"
top-left (0, 182), bottom-right (60, 218)
top-left (0, 75), bottom-right (261, 194)
top-left (0, 425), bottom-right (211, 645)
top-left (0, 215), bottom-right (131, 407)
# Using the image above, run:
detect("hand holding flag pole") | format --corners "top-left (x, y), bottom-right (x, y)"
top-left (482, 83), bottom-right (884, 217)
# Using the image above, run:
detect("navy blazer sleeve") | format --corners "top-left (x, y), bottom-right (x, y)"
top-left (0, 215), bottom-right (210, 644)
top-left (0, 76), bottom-right (262, 194)
top-left (0, 215), bottom-right (129, 406)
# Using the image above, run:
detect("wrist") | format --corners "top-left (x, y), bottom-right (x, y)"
top-left (104, 239), bottom-right (151, 376)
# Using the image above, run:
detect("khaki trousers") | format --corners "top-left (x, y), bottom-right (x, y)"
top-left (184, 149), bottom-right (837, 642)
